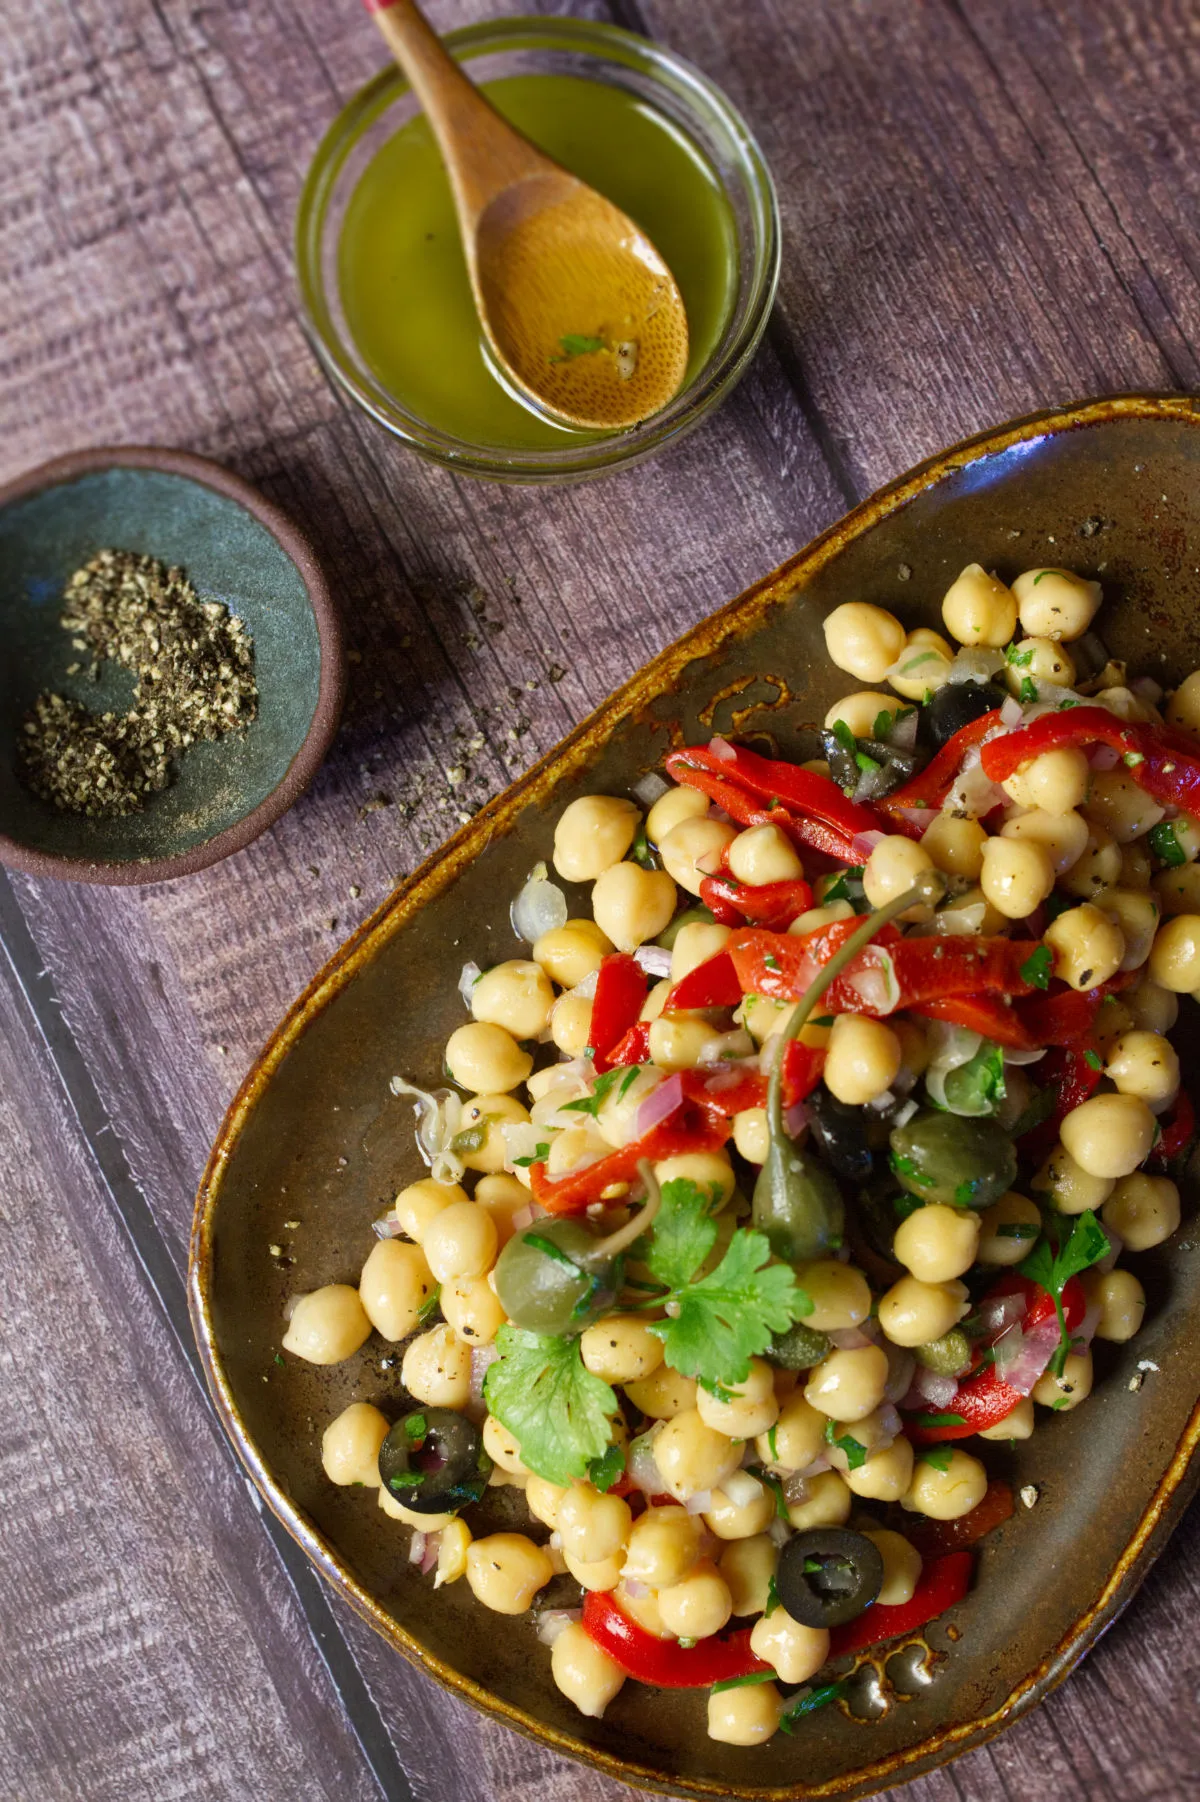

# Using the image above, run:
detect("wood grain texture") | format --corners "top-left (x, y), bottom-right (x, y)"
top-left (2, 0), bottom-right (1199, 1797)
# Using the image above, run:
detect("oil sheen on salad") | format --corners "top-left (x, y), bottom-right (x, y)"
top-left (337, 73), bottom-right (737, 449)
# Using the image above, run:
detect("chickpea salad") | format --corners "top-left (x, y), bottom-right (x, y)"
top-left (283, 561), bottom-right (1199, 1751)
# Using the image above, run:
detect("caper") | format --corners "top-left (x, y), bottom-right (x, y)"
top-left (914, 1328), bottom-right (973, 1377)
top-left (378, 1408), bottom-right (490, 1515)
top-left (889, 1109), bottom-right (1016, 1210)
top-left (776, 1527), bottom-right (884, 1628)
top-left (493, 1171), bottom-right (663, 1338)
top-left (764, 1321), bottom-right (832, 1370)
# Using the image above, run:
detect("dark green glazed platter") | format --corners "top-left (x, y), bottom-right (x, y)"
top-left (192, 397), bottom-right (1200, 1799)
top-left (0, 446), bottom-right (343, 884)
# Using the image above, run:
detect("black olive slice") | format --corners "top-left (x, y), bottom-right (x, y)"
top-left (378, 1407), bottom-right (491, 1515)
top-left (776, 1527), bottom-right (885, 1628)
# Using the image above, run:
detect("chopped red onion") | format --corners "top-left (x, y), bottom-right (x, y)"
top-left (622, 1578), bottom-right (650, 1599)
top-left (999, 695), bottom-right (1025, 729)
top-left (458, 961), bottom-right (482, 1007)
top-left (634, 944), bottom-right (673, 979)
top-left (913, 1366), bottom-right (959, 1409)
top-left (995, 1314), bottom-right (1061, 1395)
top-left (828, 1326), bottom-right (872, 1351)
top-left (408, 1530), bottom-right (427, 1566)
top-left (536, 1608), bottom-right (582, 1647)
top-left (636, 1072), bottom-right (685, 1136)
top-left (704, 1059), bottom-right (762, 1093)
top-left (948, 648), bottom-right (1006, 684)
top-left (628, 1426), bottom-right (665, 1496)
top-left (1089, 743), bottom-right (1121, 772)
top-left (782, 1471), bottom-right (811, 1505)
top-left (721, 1470), bottom-right (765, 1509)
top-left (420, 1531), bottom-right (441, 1576)
top-left (1130, 674), bottom-right (1164, 706)
top-left (1074, 1303), bottom-right (1101, 1350)
top-left (511, 1205), bottom-right (534, 1233)
top-left (866, 1089), bottom-right (897, 1114)
top-left (282, 1292), bottom-right (306, 1323)
top-left (893, 804), bottom-right (938, 832)
top-left (978, 1291), bottom-right (1028, 1336)
top-left (511, 872), bottom-right (568, 944)
top-left (469, 1345), bottom-right (499, 1406)
top-left (892, 1099), bottom-right (919, 1128)
top-left (784, 1099), bottom-right (811, 1138)
top-left (708, 736), bottom-right (738, 762)
top-left (768, 1517), bottom-right (792, 1547)
top-left (372, 1212), bottom-right (404, 1240)
top-left (850, 829), bottom-right (887, 862)
top-left (886, 710), bottom-right (920, 751)
top-left (574, 968), bottom-right (600, 1000)
top-left (795, 1455), bottom-right (831, 1482)
top-left (877, 1403), bottom-right (902, 1443)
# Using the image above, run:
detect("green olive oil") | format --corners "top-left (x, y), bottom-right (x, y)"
top-left (338, 73), bottom-right (738, 449)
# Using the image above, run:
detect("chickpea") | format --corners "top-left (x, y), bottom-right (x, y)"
top-left (863, 836), bottom-right (937, 918)
top-left (1013, 567), bottom-right (1102, 641)
top-left (1121, 839), bottom-right (1155, 888)
top-left (659, 816), bottom-right (737, 897)
top-left (445, 1022), bottom-right (531, 1094)
top-left (719, 1535), bottom-right (777, 1616)
top-left (655, 1409), bottom-right (742, 1501)
top-left (550, 992), bottom-right (593, 1058)
top-left (1004, 637), bottom-right (1075, 693)
top-left (1085, 769), bottom-right (1164, 845)
top-left (1000, 807), bottom-right (1090, 876)
top-left (844, 1435), bottom-right (915, 1502)
top-left (591, 863), bottom-right (677, 951)
top-left (656, 1560), bottom-right (734, 1640)
top-left (696, 1359), bottom-right (780, 1440)
top-left (823, 691), bottom-right (898, 738)
top-left (786, 1469), bottom-right (852, 1531)
top-left (465, 1533), bottom-right (553, 1615)
top-left (887, 627), bottom-right (956, 699)
top-left (1003, 746), bottom-right (1091, 817)
top-left (790, 899), bottom-right (856, 936)
top-left (547, 1122), bottom-right (611, 1181)
top-left (670, 920), bottom-right (732, 982)
top-left (551, 1621), bottom-right (625, 1718)
top-left (282, 1285), bottom-right (372, 1365)
top-left (1154, 864), bottom-right (1200, 918)
top-left (703, 1479), bottom-right (776, 1540)
top-left (733, 1106), bottom-right (770, 1163)
top-left (977, 1190), bottom-right (1042, 1264)
top-left (525, 1475), bottom-right (567, 1530)
top-left (483, 1414), bottom-right (529, 1477)
top-left (1033, 1144), bottom-right (1114, 1216)
top-left (1060, 1093), bottom-right (1156, 1179)
top-left (472, 1172), bottom-right (528, 1247)
top-left (646, 785), bottom-right (709, 845)
top-left (557, 1484), bottom-right (632, 1565)
top-left (1060, 824), bottom-right (1124, 900)
top-left (359, 1239), bottom-right (435, 1341)
top-left (423, 1201), bottom-right (498, 1286)
top-left (553, 795), bottom-right (640, 882)
top-left (1103, 1171), bottom-right (1181, 1250)
top-left (640, 978), bottom-right (672, 1023)
top-left (379, 1488), bottom-right (456, 1530)
top-left (750, 1608), bottom-right (830, 1684)
top-left (894, 1017), bottom-right (931, 1086)
top-left (980, 835), bottom-right (1055, 920)
top-left (462, 1093), bottom-right (532, 1175)
top-left (1151, 912), bottom-right (1200, 991)
top-left (863, 1529), bottom-right (923, 1606)
top-left (1105, 1029), bottom-right (1179, 1113)
top-left (648, 1011), bottom-right (725, 1070)
top-left (393, 1177), bottom-right (465, 1244)
top-left (795, 1260), bottom-right (871, 1333)
top-left (1125, 978), bottom-right (1179, 1035)
top-left (653, 1149), bottom-right (736, 1211)
top-left (823, 1013), bottom-right (903, 1106)
top-left (434, 1517), bottom-right (472, 1589)
top-left (823, 601), bottom-right (907, 682)
top-left (400, 1323), bottom-right (472, 1409)
top-left (707, 1681), bottom-right (782, 1746)
top-left (1093, 998), bottom-right (1136, 1055)
top-left (624, 1364), bottom-right (697, 1420)
top-left (737, 992), bottom-right (794, 1046)
top-left (977, 1395), bottom-right (1035, 1441)
top-left (1166, 670), bottom-right (1200, 737)
top-left (1083, 1267), bottom-right (1146, 1342)
top-left (471, 959), bottom-right (555, 1040)
top-left (757, 1389), bottom-right (826, 1472)
top-left (1097, 889), bottom-right (1160, 973)
top-left (902, 1447), bottom-right (988, 1520)
top-left (614, 1580), bottom-right (673, 1639)
top-left (1032, 1348), bottom-right (1093, 1411)
top-left (532, 918), bottom-right (612, 988)
top-left (321, 1402), bottom-right (389, 1487)
top-left (622, 1504), bottom-right (702, 1588)
top-left (942, 563), bottom-right (1017, 647)
top-left (1044, 903), bottom-right (1125, 991)
top-left (922, 813), bottom-right (987, 880)
top-left (877, 1275), bottom-right (969, 1348)
top-left (893, 1203), bottom-right (981, 1284)
top-left (804, 1345), bottom-right (890, 1422)
top-left (580, 1315), bottom-right (664, 1385)
top-left (727, 823), bottom-right (805, 886)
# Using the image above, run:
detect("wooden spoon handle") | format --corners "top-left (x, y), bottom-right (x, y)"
top-left (365, 0), bottom-right (547, 226)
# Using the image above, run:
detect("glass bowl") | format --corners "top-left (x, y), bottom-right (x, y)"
top-left (296, 15), bottom-right (780, 484)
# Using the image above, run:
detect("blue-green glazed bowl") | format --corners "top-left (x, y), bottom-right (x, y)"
top-left (0, 447), bottom-right (344, 884)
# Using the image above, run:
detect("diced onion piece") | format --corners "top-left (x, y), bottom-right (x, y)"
top-left (978, 1290), bottom-right (1027, 1336)
top-left (721, 1469), bottom-right (766, 1509)
top-left (947, 648), bottom-right (1006, 684)
top-left (420, 1532), bottom-right (441, 1576)
top-left (708, 736), bottom-right (738, 762)
top-left (511, 872), bottom-right (568, 944)
top-left (684, 1489), bottom-right (714, 1514)
top-left (633, 944), bottom-right (673, 979)
top-left (537, 1608), bottom-right (583, 1647)
top-left (1000, 695), bottom-right (1025, 729)
top-left (628, 1425), bottom-right (666, 1496)
top-left (372, 1212), bottom-right (404, 1240)
top-left (390, 1077), bottom-right (465, 1187)
top-left (995, 1314), bottom-right (1061, 1396)
top-left (913, 1366), bottom-right (959, 1409)
top-left (828, 1326), bottom-right (872, 1351)
top-left (1003, 1045), bottom-right (1048, 1067)
top-left (850, 829), bottom-right (887, 862)
top-left (632, 772), bottom-right (670, 806)
top-left (635, 1072), bottom-right (685, 1136)
top-left (893, 804), bottom-right (938, 832)
top-left (458, 961), bottom-right (482, 1007)
top-left (408, 1531), bottom-right (427, 1566)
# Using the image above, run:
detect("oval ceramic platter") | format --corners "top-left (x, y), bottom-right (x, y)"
top-left (191, 394), bottom-right (1200, 1801)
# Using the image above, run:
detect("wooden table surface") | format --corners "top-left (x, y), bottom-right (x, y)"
top-left (4, 1), bottom-right (1200, 1798)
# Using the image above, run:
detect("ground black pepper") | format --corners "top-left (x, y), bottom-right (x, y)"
top-left (17, 548), bottom-right (257, 817)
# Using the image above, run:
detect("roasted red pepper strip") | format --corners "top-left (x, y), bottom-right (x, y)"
top-left (606, 1021), bottom-right (652, 1067)
top-left (881, 712), bottom-right (1002, 814)
top-left (980, 704), bottom-right (1200, 813)
top-left (913, 994), bottom-right (1037, 1051)
top-left (1017, 1042), bottom-right (1104, 1162)
top-left (529, 1103), bottom-right (729, 1214)
top-left (665, 748), bottom-right (880, 863)
top-left (1148, 1088), bottom-right (1195, 1171)
top-left (677, 1043), bottom-right (825, 1121)
top-left (730, 920), bottom-right (1042, 1016)
top-left (700, 872), bottom-right (814, 930)
top-left (665, 949), bottom-right (743, 1011)
top-left (668, 743), bottom-right (894, 848)
top-left (1016, 972), bottom-right (1134, 1048)
top-left (904, 1480), bottom-right (1015, 1558)
top-left (581, 1592), bottom-right (769, 1687)
top-left (588, 954), bottom-right (648, 1073)
top-left (828, 1553), bottom-right (973, 1657)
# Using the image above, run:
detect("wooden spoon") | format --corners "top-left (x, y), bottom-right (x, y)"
top-left (366, 0), bottom-right (689, 432)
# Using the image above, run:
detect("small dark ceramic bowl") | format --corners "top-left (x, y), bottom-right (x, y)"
top-left (0, 446), bottom-right (344, 884)
top-left (193, 395), bottom-right (1200, 1799)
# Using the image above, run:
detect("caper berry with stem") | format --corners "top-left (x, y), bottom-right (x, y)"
top-left (776, 1527), bottom-right (885, 1628)
top-left (889, 1109), bottom-right (1017, 1210)
top-left (378, 1407), bottom-right (491, 1514)
top-left (493, 1163), bottom-right (662, 1337)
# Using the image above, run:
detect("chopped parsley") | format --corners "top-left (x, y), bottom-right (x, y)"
top-left (484, 1327), bottom-right (617, 1486)
top-left (921, 1446), bottom-right (953, 1472)
top-left (711, 1671), bottom-right (778, 1693)
top-left (587, 1442), bottom-right (626, 1493)
top-left (823, 1420), bottom-right (868, 1469)
top-left (1032, 569), bottom-right (1057, 585)
top-left (1150, 821), bottom-right (1187, 868)
top-left (1018, 1208), bottom-right (1110, 1376)
top-left (551, 333), bottom-right (606, 362)
top-left (764, 1574), bottom-right (781, 1617)
top-left (417, 1286), bottom-right (441, 1325)
top-left (512, 1141), bottom-right (550, 1168)
top-left (1084, 1049), bottom-right (1104, 1071)
top-left (1019, 677), bottom-right (1039, 704)
top-left (1019, 944), bottom-right (1054, 990)
top-left (855, 750), bottom-right (882, 774)
top-left (763, 952), bottom-right (781, 973)
top-left (561, 1070), bottom-right (623, 1118)
top-left (1005, 641), bottom-right (1035, 668)
top-left (618, 1065), bottom-right (643, 1100)
top-left (779, 1680), bottom-right (847, 1732)
top-left (911, 1411), bottom-right (967, 1428)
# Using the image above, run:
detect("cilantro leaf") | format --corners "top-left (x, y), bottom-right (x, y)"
top-left (618, 1065), bottom-right (642, 1100)
top-left (823, 1419), bottom-right (868, 1469)
top-left (764, 1574), bottom-right (781, 1617)
top-left (911, 1410), bottom-right (967, 1428)
top-left (483, 1326), bottom-right (616, 1486)
top-left (629, 831), bottom-right (656, 869)
top-left (1032, 569), bottom-right (1057, 585)
top-left (1150, 821), bottom-right (1187, 868)
top-left (873, 709), bottom-right (896, 738)
top-left (1019, 945), bottom-right (1054, 990)
top-left (822, 866), bottom-right (864, 904)
top-left (417, 1286), bottom-right (441, 1325)
top-left (921, 1446), bottom-right (953, 1471)
top-left (588, 1441), bottom-right (626, 1493)
top-left (512, 1141), bottom-right (550, 1168)
top-left (651, 1230), bottom-right (812, 1391)
top-left (855, 750), bottom-right (882, 774)
top-left (1084, 1049), bottom-right (1104, 1071)
top-left (711, 1671), bottom-right (778, 1693)
top-left (1018, 1209), bottom-right (1110, 1377)
top-left (561, 1070), bottom-right (622, 1119)
top-left (779, 1680), bottom-right (848, 1732)
top-left (1005, 641), bottom-right (1035, 668)
top-left (1019, 677), bottom-right (1039, 704)
top-left (830, 719), bottom-right (857, 756)
top-left (640, 1177), bottom-right (720, 1290)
